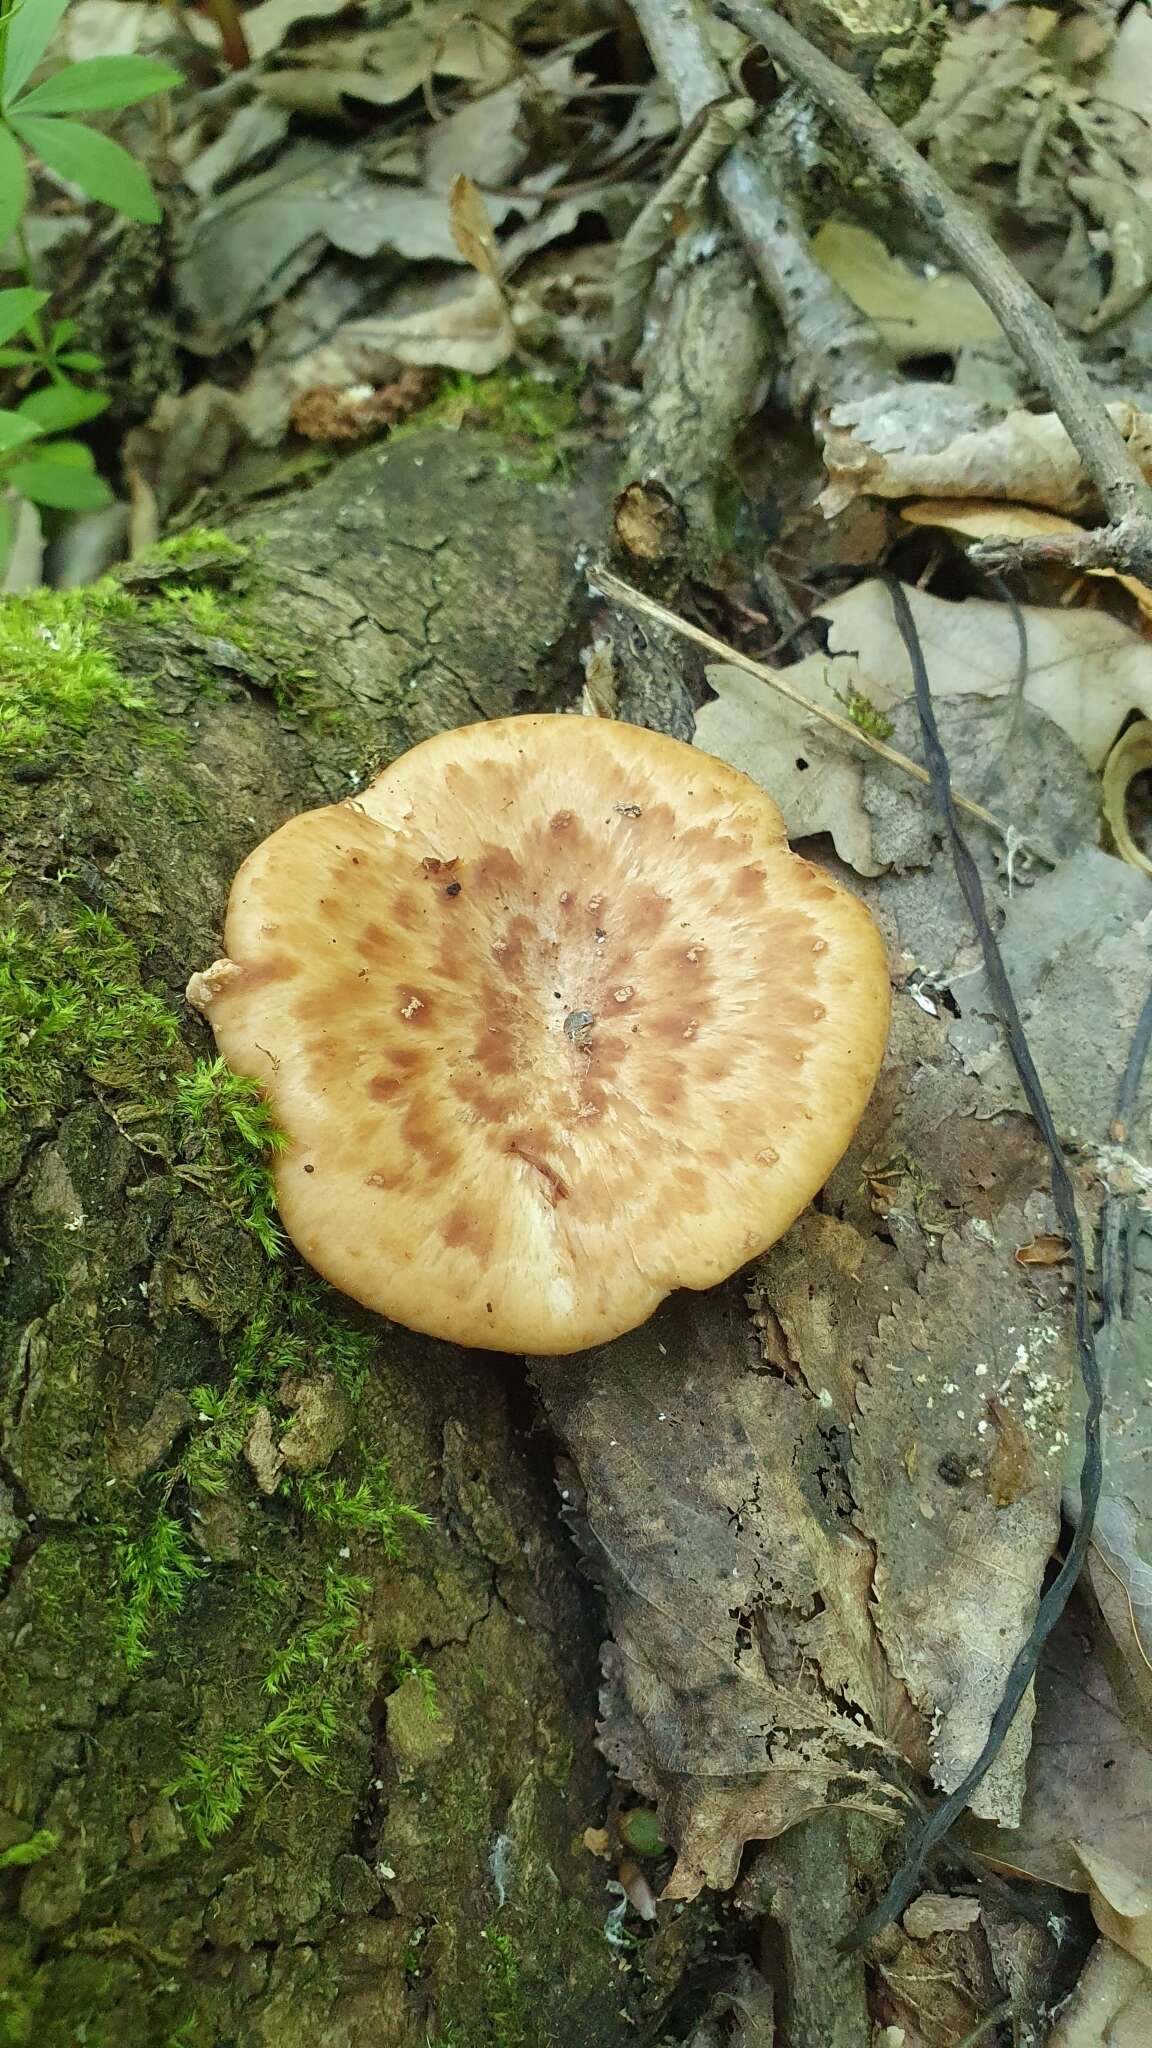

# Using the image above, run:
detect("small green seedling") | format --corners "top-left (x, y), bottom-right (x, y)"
top-left (0, 0), bottom-right (181, 554)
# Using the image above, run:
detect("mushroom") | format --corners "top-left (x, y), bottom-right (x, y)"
top-left (187, 715), bottom-right (889, 1353)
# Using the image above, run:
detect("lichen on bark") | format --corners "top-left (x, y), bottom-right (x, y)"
top-left (0, 433), bottom-right (639, 2048)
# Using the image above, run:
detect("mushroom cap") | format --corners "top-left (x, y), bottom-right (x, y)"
top-left (189, 715), bottom-right (889, 1353)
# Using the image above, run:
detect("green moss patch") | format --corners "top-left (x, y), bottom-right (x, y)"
top-left (401, 369), bottom-right (584, 481)
top-left (0, 895), bottom-right (180, 1125)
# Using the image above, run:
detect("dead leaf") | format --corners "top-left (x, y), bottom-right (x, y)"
top-left (821, 395), bottom-right (1152, 518)
top-left (696, 661), bottom-right (883, 876)
top-left (532, 1287), bottom-right (913, 1901)
top-left (255, 1), bottom-right (525, 94)
top-left (967, 1596), bottom-right (1152, 1896)
top-left (812, 221), bottom-right (1002, 358)
top-left (449, 173), bottom-right (504, 288)
top-left (277, 1371), bottom-right (351, 1474)
top-left (613, 479), bottom-right (683, 562)
top-left (945, 846), bottom-right (1152, 1141)
top-left (240, 0), bottom-right (352, 64)
top-left (1046, 1938), bottom-right (1152, 2047)
top-left (900, 498), bottom-right (1152, 625)
top-left (1102, 721), bottom-right (1152, 878)
top-left (1094, 4), bottom-right (1152, 121)
top-left (337, 275), bottom-right (516, 374)
top-left (819, 578), bottom-right (1152, 769)
top-left (1068, 175), bottom-right (1152, 333)
top-left (1076, 1844), bottom-right (1152, 1968)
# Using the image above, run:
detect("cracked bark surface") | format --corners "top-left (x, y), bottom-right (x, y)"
top-left (0, 432), bottom-right (646, 2047)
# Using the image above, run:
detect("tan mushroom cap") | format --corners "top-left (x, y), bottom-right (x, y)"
top-left (188, 715), bottom-right (889, 1353)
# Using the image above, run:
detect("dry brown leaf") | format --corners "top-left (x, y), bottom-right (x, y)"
top-left (1046, 1938), bottom-right (1152, 2048)
top-left (902, 1892), bottom-right (982, 1938)
top-left (968, 1597), bottom-right (1152, 1895)
top-left (532, 1286), bottom-right (915, 1901)
top-left (901, 498), bottom-right (1152, 624)
top-left (337, 276), bottom-right (516, 375)
top-left (1076, 1844), bottom-right (1152, 1968)
top-left (696, 661), bottom-right (884, 876)
top-left (819, 578), bottom-right (1152, 769)
top-left (844, 1218), bottom-right (1073, 1818)
top-left (1102, 720), bottom-right (1152, 879)
top-left (812, 221), bottom-right (1003, 358)
top-left (448, 172), bottom-right (505, 289)
top-left (821, 396), bottom-right (1152, 517)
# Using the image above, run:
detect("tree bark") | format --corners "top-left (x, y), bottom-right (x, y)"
top-left (0, 432), bottom-right (649, 2047)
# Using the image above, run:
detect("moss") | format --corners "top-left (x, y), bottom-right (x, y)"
top-left (172, 1057), bottom-right (286, 1258)
top-left (0, 892), bottom-right (180, 1127)
top-left (0, 582), bottom-right (158, 761)
top-left (395, 1654), bottom-right (440, 1720)
top-left (166, 1564), bottom-right (370, 1846)
top-left (399, 369), bottom-right (583, 481)
top-left (0, 1830), bottom-right (58, 1871)
top-left (298, 1464), bottom-right (433, 1551)
top-left (128, 528), bottom-right (250, 580)
top-left (479, 1924), bottom-right (530, 2048)
top-left (112, 1507), bottom-right (207, 1673)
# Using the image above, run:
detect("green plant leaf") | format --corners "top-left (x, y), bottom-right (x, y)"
top-left (0, 285), bottom-right (48, 347)
top-left (15, 55), bottom-right (184, 115)
top-left (7, 439), bottom-right (111, 508)
top-left (7, 460), bottom-right (112, 509)
top-left (0, 121), bottom-right (29, 245)
top-left (18, 380), bottom-right (108, 430)
top-left (49, 316), bottom-right (74, 344)
top-left (1, 0), bottom-right (71, 107)
top-left (57, 348), bottom-right (102, 370)
top-left (7, 114), bottom-right (161, 222)
top-left (0, 345), bottom-right (34, 364)
top-left (0, 407), bottom-right (43, 454)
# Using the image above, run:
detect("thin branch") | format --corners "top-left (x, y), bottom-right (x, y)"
top-left (722, 1), bottom-right (1152, 579)
top-left (630, 0), bottom-right (892, 402)
top-left (588, 564), bottom-right (1013, 839)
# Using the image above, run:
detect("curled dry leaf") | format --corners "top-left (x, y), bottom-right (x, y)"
top-left (448, 172), bottom-right (505, 291)
top-left (1045, 1938), bottom-right (1152, 2048)
top-left (1014, 1234), bottom-right (1071, 1268)
top-left (1102, 720), bottom-right (1152, 878)
top-left (1068, 175), bottom-right (1152, 334)
top-left (1076, 1845), bottom-right (1152, 1969)
top-left (901, 498), bottom-right (1152, 625)
top-left (821, 395), bottom-right (1152, 517)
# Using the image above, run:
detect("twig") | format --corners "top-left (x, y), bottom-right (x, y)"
top-left (611, 95), bottom-right (757, 362)
top-left (629, 0), bottom-right (892, 403)
top-left (722, 2), bottom-right (1152, 581)
top-left (588, 564), bottom-right (1012, 839)
top-left (842, 578), bottom-right (1105, 1951)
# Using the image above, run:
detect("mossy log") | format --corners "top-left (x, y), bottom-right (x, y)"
top-left (0, 432), bottom-right (646, 2048)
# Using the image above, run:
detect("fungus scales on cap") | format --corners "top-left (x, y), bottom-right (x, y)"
top-left (187, 715), bottom-right (889, 1353)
